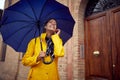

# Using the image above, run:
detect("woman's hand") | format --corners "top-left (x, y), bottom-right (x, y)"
top-left (39, 51), bottom-right (46, 57)
top-left (55, 29), bottom-right (61, 35)
top-left (37, 51), bottom-right (46, 62)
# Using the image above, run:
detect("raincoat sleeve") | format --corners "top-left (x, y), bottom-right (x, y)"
top-left (22, 39), bottom-right (39, 66)
top-left (51, 34), bottom-right (64, 57)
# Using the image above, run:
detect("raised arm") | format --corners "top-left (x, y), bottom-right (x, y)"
top-left (51, 34), bottom-right (64, 57)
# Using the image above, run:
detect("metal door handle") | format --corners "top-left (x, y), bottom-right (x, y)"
top-left (93, 51), bottom-right (100, 56)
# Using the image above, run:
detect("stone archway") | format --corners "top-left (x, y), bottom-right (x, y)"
top-left (78, 0), bottom-right (88, 80)
top-left (68, 0), bottom-right (88, 80)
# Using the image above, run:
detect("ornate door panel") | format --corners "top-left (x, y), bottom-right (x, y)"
top-left (110, 6), bottom-right (120, 80)
top-left (85, 12), bottom-right (112, 80)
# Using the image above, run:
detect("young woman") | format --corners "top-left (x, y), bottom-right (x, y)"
top-left (22, 19), bottom-right (64, 80)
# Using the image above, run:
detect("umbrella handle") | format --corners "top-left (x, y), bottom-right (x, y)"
top-left (40, 38), bottom-right (43, 50)
top-left (40, 36), bottom-right (54, 64)
top-left (41, 55), bottom-right (54, 64)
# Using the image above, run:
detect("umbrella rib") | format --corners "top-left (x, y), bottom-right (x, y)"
top-left (0, 16), bottom-right (8, 26)
top-left (4, 23), bottom-right (34, 40)
top-left (17, 25), bottom-right (35, 50)
top-left (27, 0), bottom-right (37, 20)
top-left (41, 8), bottom-right (64, 19)
top-left (33, 26), bottom-right (38, 38)
top-left (7, 9), bottom-right (34, 20)
top-left (57, 21), bottom-right (73, 35)
top-left (39, 0), bottom-right (48, 19)
top-left (44, 8), bottom-right (71, 20)
top-left (62, 30), bottom-right (72, 37)
top-left (30, 23), bottom-right (38, 38)
top-left (1, 20), bottom-right (34, 26)
top-left (55, 18), bottom-right (75, 23)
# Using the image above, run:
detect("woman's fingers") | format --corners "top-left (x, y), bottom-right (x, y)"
top-left (40, 51), bottom-right (46, 57)
top-left (56, 29), bottom-right (61, 35)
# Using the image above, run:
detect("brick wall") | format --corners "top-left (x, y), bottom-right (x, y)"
top-left (0, 0), bottom-right (89, 80)
top-left (77, 0), bottom-right (88, 80)
top-left (0, 46), bottom-right (19, 80)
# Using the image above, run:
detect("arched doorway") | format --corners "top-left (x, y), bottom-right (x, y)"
top-left (85, 0), bottom-right (120, 80)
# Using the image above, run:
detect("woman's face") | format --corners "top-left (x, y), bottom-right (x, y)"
top-left (45, 19), bottom-right (57, 31)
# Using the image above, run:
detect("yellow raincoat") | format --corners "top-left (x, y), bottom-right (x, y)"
top-left (22, 33), bottom-right (64, 80)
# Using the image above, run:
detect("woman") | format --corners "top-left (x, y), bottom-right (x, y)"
top-left (22, 19), bottom-right (64, 80)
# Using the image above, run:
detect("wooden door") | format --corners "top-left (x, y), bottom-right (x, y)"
top-left (85, 6), bottom-right (120, 80)
top-left (110, 7), bottom-right (120, 80)
top-left (85, 12), bottom-right (112, 80)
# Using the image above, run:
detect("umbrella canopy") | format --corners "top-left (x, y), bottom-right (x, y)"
top-left (0, 0), bottom-right (75, 52)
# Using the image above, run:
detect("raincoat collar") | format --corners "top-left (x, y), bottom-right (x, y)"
top-left (41, 33), bottom-right (47, 40)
